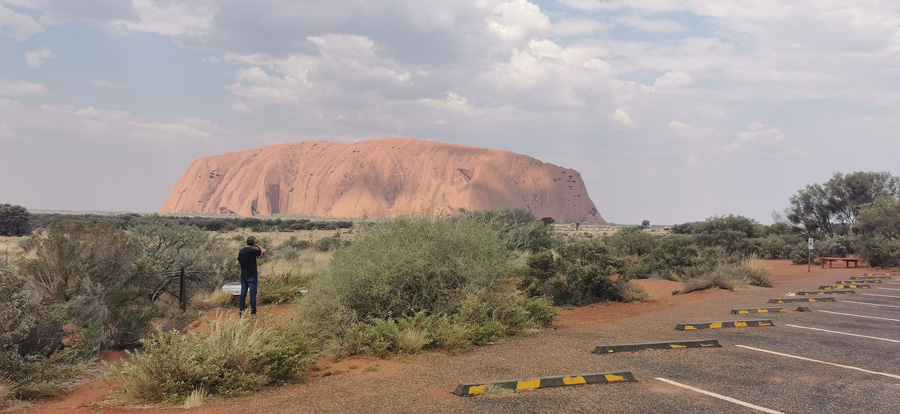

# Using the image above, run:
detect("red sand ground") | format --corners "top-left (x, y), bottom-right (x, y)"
top-left (14, 260), bottom-right (877, 414)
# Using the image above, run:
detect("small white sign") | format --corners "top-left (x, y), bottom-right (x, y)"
top-left (808, 238), bottom-right (814, 250)
top-left (222, 282), bottom-right (241, 296)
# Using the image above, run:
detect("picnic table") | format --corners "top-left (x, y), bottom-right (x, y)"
top-left (818, 257), bottom-right (863, 269)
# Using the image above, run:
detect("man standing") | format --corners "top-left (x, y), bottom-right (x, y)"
top-left (236, 236), bottom-right (266, 316)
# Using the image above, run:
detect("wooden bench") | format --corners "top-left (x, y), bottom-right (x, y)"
top-left (819, 257), bottom-right (863, 269)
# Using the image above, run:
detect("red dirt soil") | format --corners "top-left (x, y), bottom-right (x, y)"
top-left (14, 260), bottom-right (880, 413)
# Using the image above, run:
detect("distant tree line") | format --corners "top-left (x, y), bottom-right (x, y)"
top-left (25, 212), bottom-right (353, 233)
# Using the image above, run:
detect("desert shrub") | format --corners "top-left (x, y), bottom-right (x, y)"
top-left (618, 280), bottom-right (651, 302)
top-left (130, 215), bottom-right (234, 302)
top-left (458, 208), bottom-right (553, 252)
top-left (303, 217), bottom-right (518, 326)
top-left (681, 268), bottom-right (737, 293)
top-left (854, 235), bottom-right (900, 267)
top-left (618, 236), bottom-right (700, 279)
top-left (302, 217), bottom-right (554, 356)
top-left (334, 294), bottom-right (556, 356)
top-left (456, 291), bottom-right (553, 345)
top-left (853, 197), bottom-right (900, 267)
top-left (278, 236), bottom-right (313, 251)
top-left (604, 226), bottom-right (659, 257)
top-left (0, 266), bottom-right (38, 356)
top-left (257, 281), bottom-right (304, 305)
top-left (116, 316), bottom-right (317, 404)
top-left (315, 236), bottom-right (342, 252)
top-left (190, 289), bottom-right (234, 309)
top-left (0, 204), bottom-right (31, 236)
top-left (0, 379), bottom-right (12, 410)
top-left (788, 235), bottom-right (852, 264)
top-left (19, 220), bottom-right (155, 350)
top-left (730, 256), bottom-right (774, 287)
top-left (750, 234), bottom-right (802, 259)
top-left (522, 240), bottom-right (635, 306)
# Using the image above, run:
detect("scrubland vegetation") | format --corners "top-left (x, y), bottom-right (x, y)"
top-left (2, 170), bottom-right (900, 409)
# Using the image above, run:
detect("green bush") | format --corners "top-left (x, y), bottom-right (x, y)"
top-left (750, 234), bottom-right (802, 259)
top-left (458, 208), bottom-right (553, 252)
top-left (788, 236), bottom-right (851, 264)
top-left (301, 217), bottom-right (554, 356)
top-left (853, 197), bottom-right (900, 267)
top-left (680, 268), bottom-right (737, 293)
top-left (116, 316), bottom-right (317, 404)
top-left (303, 218), bottom-right (518, 325)
top-left (522, 239), bottom-right (642, 306)
top-left (0, 204), bottom-right (31, 236)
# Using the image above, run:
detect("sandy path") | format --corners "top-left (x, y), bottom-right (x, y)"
top-left (14, 260), bottom-right (858, 413)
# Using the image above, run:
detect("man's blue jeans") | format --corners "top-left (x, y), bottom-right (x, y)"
top-left (239, 277), bottom-right (258, 315)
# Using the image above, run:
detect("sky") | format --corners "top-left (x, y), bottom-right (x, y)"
top-left (1, 0), bottom-right (899, 225)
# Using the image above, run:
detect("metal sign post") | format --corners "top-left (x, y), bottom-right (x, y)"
top-left (807, 238), bottom-right (814, 273)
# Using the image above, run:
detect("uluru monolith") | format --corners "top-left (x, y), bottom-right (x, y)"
top-left (160, 138), bottom-right (605, 224)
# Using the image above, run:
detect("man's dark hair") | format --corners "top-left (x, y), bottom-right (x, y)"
top-left (247, 236), bottom-right (256, 246)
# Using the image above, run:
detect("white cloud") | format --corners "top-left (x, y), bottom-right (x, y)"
top-left (132, 117), bottom-right (224, 142)
top-left (552, 18), bottom-right (610, 36)
top-left (105, 0), bottom-right (213, 36)
top-left (653, 71), bottom-right (693, 89)
top-left (25, 47), bottom-right (54, 68)
top-left (669, 120), bottom-right (712, 141)
top-left (583, 58), bottom-right (612, 74)
top-left (726, 121), bottom-right (807, 156)
top-left (231, 102), bottom-right (250, 113)
top-left (91, 80), bottom-right (131, 89)
top-left (0, 80), bottom-right (46, 95)
top-left (307, 34), bottom-right (411, 84)
top-left (610, 108), bottom-right (634, 127)
top-left (615, 15), bottom-right (688, 33)
top-left (737, 121), bottom-right (785, 145)
top-left (487, 0), bottom-right (551, 41)
top-left (0, 124), bottom-right (17, 140)
top-left (419, 92), bottom-right (473, 112)
top-left (226, 66), bottom-right (307, 105)
top-left (560, 0), bottom-right (686, 12)
top-left (0, 4), bottom-right (43, 40)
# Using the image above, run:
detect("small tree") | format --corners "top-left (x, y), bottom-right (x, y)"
top-left (782, 171), bottom-right (900, 236)
top-left (0, 204), bottom-right (31, 236)
top-left (128, 215), bottom-right (222, 302)
top-left (853, 196), bottom-right (900, 267)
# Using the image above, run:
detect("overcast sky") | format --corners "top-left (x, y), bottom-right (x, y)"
top-left (1, 1), bottom-right (899, 225)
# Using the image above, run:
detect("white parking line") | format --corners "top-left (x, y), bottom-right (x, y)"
top-left (654, 378), bottom-right (784, 414)
top-left (861, 293), bottom-right (900, 299)
top-left (876, 287), bottom-right (900, 291)
top-left (818, 310), bottom-right (900, 322)
top-left (736, 345), bottom-right (900, 380)
top-left (843, 300), bottom-right (900, 309)
top-left (785, 324), bottom-right (900, 343)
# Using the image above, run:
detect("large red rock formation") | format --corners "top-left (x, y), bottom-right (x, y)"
top-left (160, 138), bottom-right (605, 224)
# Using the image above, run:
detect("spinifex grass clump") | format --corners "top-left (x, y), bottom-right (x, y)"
top-left (115, 315), bottom-right (317, 404)
top-left (301, 217), bottom-right (556, 356)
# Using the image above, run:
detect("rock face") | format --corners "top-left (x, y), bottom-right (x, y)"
top-left (160, 138), bottom-right (605, 224)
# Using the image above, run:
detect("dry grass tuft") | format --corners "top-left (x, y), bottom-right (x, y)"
top-left (0, 380), bottom-right (13, 409)
top-left (681, 270), bottom-right (736, 294)
top-left (734, 256), bottom-right (774, 287)
top-left (396, 329), bottom-right (428, 354)
top-left (182, 388), bottom-right (206, 409)
top-left (190, 289), bottom-right (234, 310)
top-left (619, 280), bottom-right (650, 302)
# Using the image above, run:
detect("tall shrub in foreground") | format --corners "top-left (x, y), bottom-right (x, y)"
top-left (115, 316), bottom-right (317, 404)
top-left (301, 217), bottom-right (555, 354)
